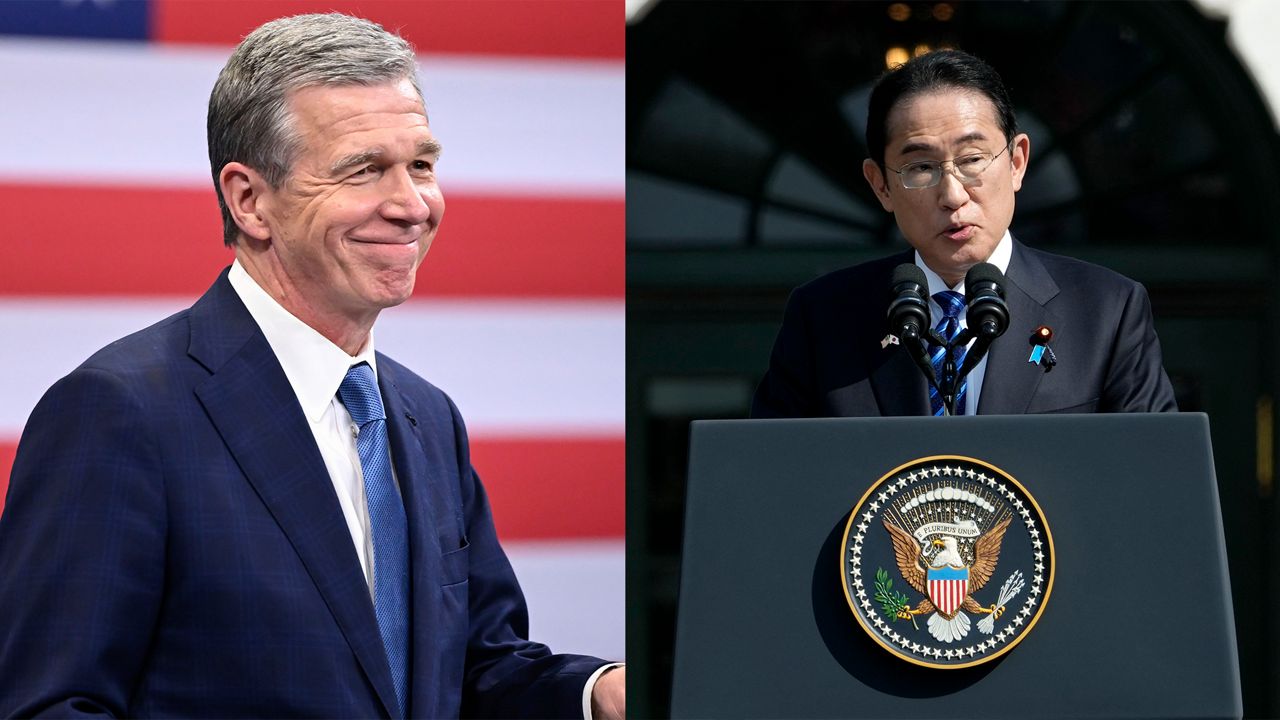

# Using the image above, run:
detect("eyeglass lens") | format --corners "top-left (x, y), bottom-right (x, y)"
top-left (902, 154), bottom-right (992, 188)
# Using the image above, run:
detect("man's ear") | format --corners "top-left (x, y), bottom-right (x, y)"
top-left (219, 162), bottom-right (274, 243)
top-left (862, 158), bottom-right (894, 212)
top-left (1009, 132), bottom-right (1031, 192)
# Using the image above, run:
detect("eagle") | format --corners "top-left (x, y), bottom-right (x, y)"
top-left (883, 516), bottom-right (1011, 643)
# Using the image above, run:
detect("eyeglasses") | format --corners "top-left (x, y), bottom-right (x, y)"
top-left (886, 143), bottom-right (1012, 189)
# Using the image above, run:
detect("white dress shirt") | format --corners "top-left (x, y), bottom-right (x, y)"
top-left (228, 260), bottom-right (382, 591)
top-left (227, 260), bottom-right (616, 717)
top-left (915, 230), bottom-right (1013, 415)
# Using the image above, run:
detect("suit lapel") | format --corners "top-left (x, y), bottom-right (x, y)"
top-left (870, 346), bottom-right (932, 416)
top-left (977, 242), bottom-right (1061, 415)
top-left (188, 273), bottom-right (401, 719)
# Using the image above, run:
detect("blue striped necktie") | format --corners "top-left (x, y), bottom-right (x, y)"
top-left (929, 291), bottom-right (968, 416)
top-left (337, 363), bottom-right (410, 718)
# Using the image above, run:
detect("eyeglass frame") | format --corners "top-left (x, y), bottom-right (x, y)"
top-left (884, 141), bottom-right (1014, 190)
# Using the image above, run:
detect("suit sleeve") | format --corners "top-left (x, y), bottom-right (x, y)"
top-left (0, 368), bottom-right (165, 718)
top-left (1100, 282), bottom-right (1178, 413)
top-left (751, 287), bottom-right (819, 418)
top-left (443, 399), bottom-right (608, 719)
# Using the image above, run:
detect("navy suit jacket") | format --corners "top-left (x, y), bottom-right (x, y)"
top-left (0, 271), bottom-right (604, 718)
top-left (752, 241), bottom-right (1177, 417)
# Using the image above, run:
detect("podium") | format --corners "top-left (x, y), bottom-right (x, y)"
top-left (671, 414), bottom-right (1241, 719)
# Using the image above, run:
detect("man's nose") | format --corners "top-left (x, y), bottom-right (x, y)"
top-left (935, 168), bottom-right (970, 210)
top-left (380, 168), bottom-right (434, 226)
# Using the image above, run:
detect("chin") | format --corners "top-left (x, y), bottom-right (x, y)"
top-left (376, 285), bottom-right (416, 308)
top-left (953, 240), bottom-right (995, 265)
top-left (370, 267), bottom-right (420, 305)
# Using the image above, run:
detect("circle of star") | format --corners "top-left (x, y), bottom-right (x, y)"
top-left (845, 460), bottom-right (1052, 666)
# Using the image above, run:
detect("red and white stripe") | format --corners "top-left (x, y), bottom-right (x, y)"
top-left (927, 578), bottom-right (969, 616)
top-left (0, 1), bottom-right (622, 660)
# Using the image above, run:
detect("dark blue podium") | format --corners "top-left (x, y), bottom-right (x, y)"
top-left (671, 414), bottom-right (1240, 719)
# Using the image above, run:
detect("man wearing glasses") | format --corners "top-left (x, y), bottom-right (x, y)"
top-left (752, 49), bottom-right (1176, 417)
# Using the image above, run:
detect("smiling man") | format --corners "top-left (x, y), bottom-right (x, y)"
top-left (752, 50), bottom-right (1176, 417)
top-left (0, 14), bottom-right (623, 719)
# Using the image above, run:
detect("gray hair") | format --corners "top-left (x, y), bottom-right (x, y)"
top-left (207, 13), bottom-right (423, 246)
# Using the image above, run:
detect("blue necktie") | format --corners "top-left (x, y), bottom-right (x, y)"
top-left (929, 291), bottom-right (968, 416)
top-left (338, 363), bottom-right (409, 718)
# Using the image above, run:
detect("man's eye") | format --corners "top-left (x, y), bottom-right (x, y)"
top-left (906, 162), bottom-right (938, 174)
top-left (412, 159), bottom-right (434, 172)
top-left (352, 165), bottom-right (375, 177)
top-left (957, 155), bottom-right (986, 167)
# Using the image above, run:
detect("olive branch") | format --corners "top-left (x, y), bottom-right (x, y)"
top-left (874, 568), bottom-right (918, 630)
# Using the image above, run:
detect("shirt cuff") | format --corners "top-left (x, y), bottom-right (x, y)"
top-left (581, 662), bottom-right (624, 720)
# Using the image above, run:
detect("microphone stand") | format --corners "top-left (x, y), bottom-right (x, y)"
top-left (900, 326), bottom-right (943, 409)
top-left (925, 327), bottom-right (954, 416)
top-left (943, 320), bottom-right (1001, 416)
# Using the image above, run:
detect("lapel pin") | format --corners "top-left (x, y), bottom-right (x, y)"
top-left (1027, 325), bottom-right (1057, 372)
top-left (881, 333), bottom-right (901, 349)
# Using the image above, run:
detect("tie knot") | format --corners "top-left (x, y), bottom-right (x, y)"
top-left (934, 290), bottom-right (966, 319)
top-left (337, 362), bottom-right (386, 427)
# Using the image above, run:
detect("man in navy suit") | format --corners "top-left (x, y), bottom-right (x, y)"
top-left (0, 14), bottom-right (624, 719)
top-left (752, 50), bottom-right (1176, 418)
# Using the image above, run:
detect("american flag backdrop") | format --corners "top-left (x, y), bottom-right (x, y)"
top-left (0, 0), bottom-right (623, 660)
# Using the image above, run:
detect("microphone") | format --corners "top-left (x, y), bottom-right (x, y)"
top-left (954, 263), bottom-right (1010, 382)
top-left (965, 262), bottom-right (1010, 340)
top-left (887, 264), bottom-right (931, 342)
top-left (887, 264), bottom-right (939, 395)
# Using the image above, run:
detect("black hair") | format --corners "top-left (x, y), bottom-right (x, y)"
top-left (865, 49), bottom-right (1017, 167)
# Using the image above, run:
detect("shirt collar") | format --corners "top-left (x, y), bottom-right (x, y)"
top-left (915, 229), bottom-right (1013, 296)
top-left (228, 259), bottom-right (378, 424)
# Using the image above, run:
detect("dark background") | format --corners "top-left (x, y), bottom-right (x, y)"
top-left (627, 1), bottom-right (1280, 717)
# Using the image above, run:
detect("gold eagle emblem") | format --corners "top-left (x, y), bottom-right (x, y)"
top-left (884, 517), bottom-right (1010, 642)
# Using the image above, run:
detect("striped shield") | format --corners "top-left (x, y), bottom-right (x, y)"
top-left (927, 565), bottom-right (970, 616)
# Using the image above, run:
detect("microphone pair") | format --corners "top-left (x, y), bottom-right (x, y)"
top-left (887, 263), bottom-right (1010, 414)
top-left (888, 263), bottom-right (1009, 344)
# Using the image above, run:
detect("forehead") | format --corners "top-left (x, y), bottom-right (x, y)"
top-left (884, 89), bottom-right (1003, 153)
top-left (287, 79), bottom-right (433, 153)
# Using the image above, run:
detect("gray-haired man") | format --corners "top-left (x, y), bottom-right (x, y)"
top-left (0, 13), bottom-right (624, 719)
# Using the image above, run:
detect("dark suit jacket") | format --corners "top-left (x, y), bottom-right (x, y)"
top-left (752, 241), bottom-right (1177, 417)
top-left (0, 271), bottom-right (604, 718)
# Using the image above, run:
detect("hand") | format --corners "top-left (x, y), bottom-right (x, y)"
top-left (591, 666), bottom-right (625, 720)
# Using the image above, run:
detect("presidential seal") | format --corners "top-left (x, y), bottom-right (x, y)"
top-left (841, 456), bottom-right (1054, 669)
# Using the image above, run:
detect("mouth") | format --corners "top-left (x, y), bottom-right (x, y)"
top-left (350, 235), bottom-right (419, 245)
top-left (348, 235), bottom-right (424, 254)
top-left (347, 237), bottom-right (424, 265)
top-left (942, 223), bottom-right (976, 242)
